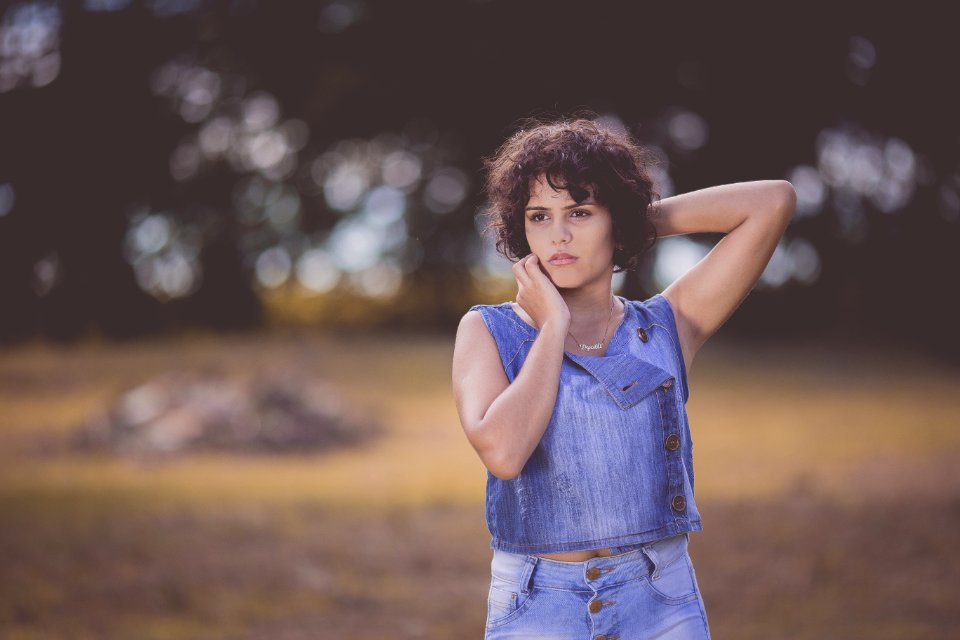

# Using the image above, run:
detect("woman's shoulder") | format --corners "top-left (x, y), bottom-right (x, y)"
top-left (621, 293), bottom-right (674, 326)
top-left (463, 301), bottom-right (537, 341)
top-left (467, 300), bottom-right (514, 313)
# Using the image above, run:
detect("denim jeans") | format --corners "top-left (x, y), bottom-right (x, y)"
top-left (484, 533), bottom-right (711, 639)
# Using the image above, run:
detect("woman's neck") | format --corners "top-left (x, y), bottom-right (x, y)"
top-left (558, 280), bottom-right (618, 326)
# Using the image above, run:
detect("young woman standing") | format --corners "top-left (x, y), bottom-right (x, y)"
top-left (452, 116), bottom-right (796, 639)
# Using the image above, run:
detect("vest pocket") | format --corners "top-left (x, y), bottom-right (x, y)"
top-left (567, 352), bottom-right (674, 410)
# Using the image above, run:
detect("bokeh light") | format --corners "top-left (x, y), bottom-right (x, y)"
top-left (0, 1), bottom-right (61, 93)
top-left (123, 209), bottom-right (203, 301)
top-left (144, 0), bottom-right (204, 17)
top-left (0, 183), bottom-right (15, 217)
top-left (83, 0), bottom-right (134, 11)
top-left (424, 166), bottom-right (469, 214)
top-left (255, 246), bottom-right (292, 289)
top-left (846, 35), bottom-right (877, 87)
top-left (31, 250), bottom-right (60, 296)
top-left (786, 165), bottom-right (827, 219)
top-left (938, 173), bottom-right (960, 223)
top-left (666, 109), bottom-right (709, 152)
top-left (317, 0), bottom-right (366, 34)
top-left (347, 261), bottom-right (404, 299)
top-left (295, 247), bottom-right (340, 294)
top-left (652, 236), bottom-right (711, 292)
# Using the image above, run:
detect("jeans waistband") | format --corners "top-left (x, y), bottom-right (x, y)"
top-left (490, 533), bottom-right (689, 593)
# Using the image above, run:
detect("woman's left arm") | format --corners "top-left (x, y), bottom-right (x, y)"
top-left (650, 180), bottom-right (797, 370)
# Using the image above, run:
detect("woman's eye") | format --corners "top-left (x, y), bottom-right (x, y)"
top-left (571, 209), bottom-right (590, 218)
top-left (529, 213), bottom-right (547, 222)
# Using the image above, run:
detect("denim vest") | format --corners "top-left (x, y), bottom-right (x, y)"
top-left (469, 294), bottom-right (702, 555)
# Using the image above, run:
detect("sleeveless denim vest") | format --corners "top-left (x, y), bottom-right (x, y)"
top-left (469, 294), bottom-right (703, 554)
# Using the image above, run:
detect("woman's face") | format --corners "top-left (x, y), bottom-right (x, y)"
top-left (523, 174), bottom-right (616, 290)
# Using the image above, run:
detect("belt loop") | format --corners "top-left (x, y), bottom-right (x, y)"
top-left (519, 555), bottom-right (539, 594)
top-left (641, 544), bottom-right (661, 581)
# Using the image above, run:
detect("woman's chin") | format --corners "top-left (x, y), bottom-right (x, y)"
top-left (542, 265), bottom-right (586, 290)
top-left (550, 276), bottom-right (582, 291)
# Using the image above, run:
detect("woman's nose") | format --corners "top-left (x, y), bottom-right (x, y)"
top-left (551, 221), bottom-right (572, 246)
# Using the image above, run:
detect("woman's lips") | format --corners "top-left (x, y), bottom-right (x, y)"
top-left (548, 253), bottom-right (577, 265)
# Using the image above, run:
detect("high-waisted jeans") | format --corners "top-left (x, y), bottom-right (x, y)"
top-left (484, 533), bottom-right (711, 639)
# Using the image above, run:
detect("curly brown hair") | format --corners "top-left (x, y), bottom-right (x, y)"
top-left (480, 114), bottom-right (661, 272)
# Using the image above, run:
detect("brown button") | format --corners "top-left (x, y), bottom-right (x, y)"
top-left (661, 378), bottom-right (674, 389)
top-left (664, 434), bottom-right (680, 451)
top-left (672, 495), bottom-right (686, 511)
top-left (636, 327), bottom-right (648, 342)
top-left (595, 636), bottom-right (608, 640)
top-left (589, 599), bottom-right (603, 613)
top-left (585, 567), bottom-right (601, 580)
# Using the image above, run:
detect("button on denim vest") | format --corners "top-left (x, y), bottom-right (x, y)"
top-left (469, 294), bottom-right (703, 554)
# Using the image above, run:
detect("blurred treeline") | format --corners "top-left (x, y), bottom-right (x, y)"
top-left (0, 1), bottom-right (957, 360)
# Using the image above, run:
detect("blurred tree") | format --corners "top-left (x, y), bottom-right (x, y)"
top-left (0, 0), bottom-right (957, 360)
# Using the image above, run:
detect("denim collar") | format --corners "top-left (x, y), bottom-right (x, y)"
top-left (502, 295), bottom-right (658, 349)
top-left (502, 296), bottom-right (672, 408)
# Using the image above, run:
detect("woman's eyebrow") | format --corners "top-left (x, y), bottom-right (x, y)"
top-left (524, 200), bottom-right (597, 212)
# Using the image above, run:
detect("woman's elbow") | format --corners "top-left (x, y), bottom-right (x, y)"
top-left (478, 440), bottom-right (522, 480)
top-left (774, 180), bottom-right (797, 217)
top-left (467, 424), bottom-right (521, 480)
top-left (489, 460), bottom-right (521, 481)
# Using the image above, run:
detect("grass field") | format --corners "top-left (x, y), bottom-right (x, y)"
top-left (1, 331), bottom-right (958, 639)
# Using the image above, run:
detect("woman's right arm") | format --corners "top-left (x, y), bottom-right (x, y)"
top-left (451, 255), bottom-right (570, 480)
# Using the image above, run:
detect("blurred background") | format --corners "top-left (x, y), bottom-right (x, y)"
top-left (1, 1), bottom-right (958, 638)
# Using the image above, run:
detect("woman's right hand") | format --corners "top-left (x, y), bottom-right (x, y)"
top-left (512, 254), bottom-right (570, 332)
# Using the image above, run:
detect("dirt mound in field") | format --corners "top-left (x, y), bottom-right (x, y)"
top-left (73, 368), bottom-right (382, 456)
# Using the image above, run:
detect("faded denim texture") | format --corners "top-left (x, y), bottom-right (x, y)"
top-left (484, 533), bottom-right (711, 639)
top-left (469, 294), bottom-right (703, 555)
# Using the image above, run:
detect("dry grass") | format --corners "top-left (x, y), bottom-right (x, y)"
top-left (1, 331), bottom-right (958, 638)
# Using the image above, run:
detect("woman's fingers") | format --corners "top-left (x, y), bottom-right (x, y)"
top-left (523, 254), bottom-right (545, 280)
top-left (512, 255), bottom-right (533, 287)
top-left (524, 254), bottom-right (556, 288)
top-left (516, 254), bottom-right (559, 296)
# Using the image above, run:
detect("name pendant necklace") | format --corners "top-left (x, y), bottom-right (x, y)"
top-left (567, 295), bottom-right (616, 351)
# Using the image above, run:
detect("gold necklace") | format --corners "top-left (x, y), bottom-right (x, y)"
top-left (567, 296), bottom-right (616, 352)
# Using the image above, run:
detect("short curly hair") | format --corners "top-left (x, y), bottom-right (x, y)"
top-left (480, 114), bottom-right (661, 272)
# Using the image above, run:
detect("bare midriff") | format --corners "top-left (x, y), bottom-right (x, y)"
top-left (536, 547), bottom-right (616, 562)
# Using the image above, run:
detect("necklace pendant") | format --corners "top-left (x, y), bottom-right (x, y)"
top-left (579, 342), bottom-right (602, 351)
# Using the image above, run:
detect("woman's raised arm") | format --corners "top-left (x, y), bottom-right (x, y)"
top-left (651, 180), bottom-right (797, 370)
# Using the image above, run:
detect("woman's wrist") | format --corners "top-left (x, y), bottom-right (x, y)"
top-left (537, 319), bottom-right (570, 343)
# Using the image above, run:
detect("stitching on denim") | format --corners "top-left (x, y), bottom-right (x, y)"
top-left (504, 338), bottom-right (535, 370)
top-left (500, 303), bottom-right (538, 335)
top-left (685, 556), bottom-right (712, 637)
top-left (654, 382), bottom-right (671, 504)
top-left (491, 521), bottom-right (687, 551)
top-left (485, 586), bottom-right (539, 629)
top-left (650, 308), bottom-right (687, 401)
top-left (526, 584), bottom-right (593, 594)
top-left (639, 574), bottom-right (700, 605)
top-left (624, 298), bottom-right (653, 331)
top-left (472, 303), bottom-right (536, 339)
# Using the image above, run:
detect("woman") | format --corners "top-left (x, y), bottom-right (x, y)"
top-left (452, 116), bottom-right (796, 639)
